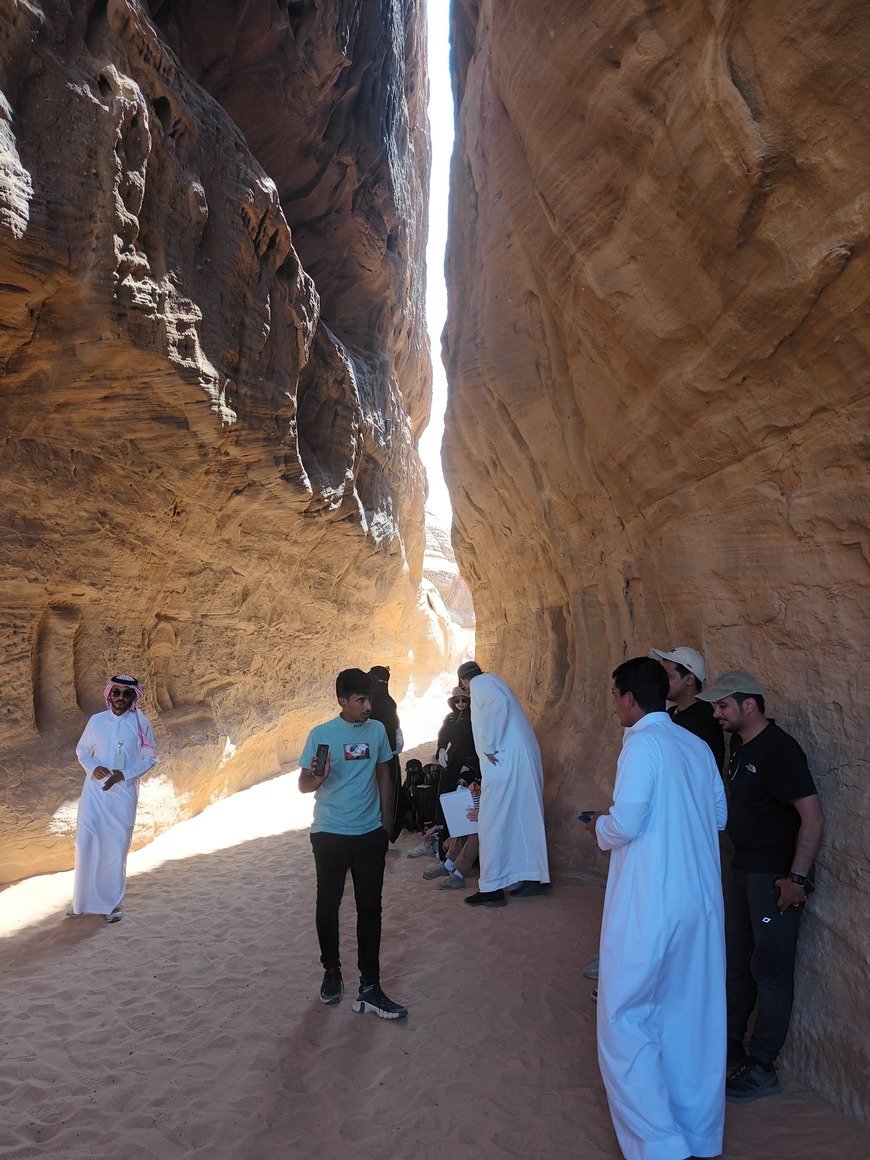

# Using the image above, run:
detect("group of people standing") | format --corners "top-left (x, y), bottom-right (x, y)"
top-left (66, 648), bottom-right (824, 1159)
top-left (295, 658), bottom-right (553, 1018)
top-left (580, 648), bottom-right (824, 1160)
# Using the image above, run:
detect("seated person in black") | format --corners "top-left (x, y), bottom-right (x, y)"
top-left (435, 686), bottom-right (480, 794)
top-left (698, 671), bottom-right (824, 1103)
top-left (652, 645), bottom-right (725, 769)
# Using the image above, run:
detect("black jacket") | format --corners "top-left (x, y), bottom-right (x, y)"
top-left (436, 709), bottom-right (478, 793)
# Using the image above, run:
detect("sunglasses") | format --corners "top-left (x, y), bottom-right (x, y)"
top-left (111, 688), bottom-right (135, 699)
top-left (455, 697), bottom-right (470, 703)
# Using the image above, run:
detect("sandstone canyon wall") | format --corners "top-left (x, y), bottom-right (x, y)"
top-left (444, 0), bottom-right (868, 1120)
top-left (424, 517), bottom-right (475, 631)
top-left (0, 0), bottom-right (440, 884)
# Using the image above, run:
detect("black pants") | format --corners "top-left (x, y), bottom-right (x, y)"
top-left (310, 827), bottom-right (388, 986)
top-left (725, 867), bottom-right (804, 1066)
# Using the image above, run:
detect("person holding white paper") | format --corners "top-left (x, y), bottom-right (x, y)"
top-left (422, 779), bottom-right (481, 891)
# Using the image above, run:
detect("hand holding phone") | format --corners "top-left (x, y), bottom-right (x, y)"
top-left (313, 743), bottom-right (331, 781)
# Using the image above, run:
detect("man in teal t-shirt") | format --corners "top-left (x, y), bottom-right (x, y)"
top-left (299, 668), bottom-right (408, 1020)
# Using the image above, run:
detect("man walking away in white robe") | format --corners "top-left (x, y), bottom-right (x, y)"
top-left (457, 661), bottom-right (550, 908)
top-left (583, 657), bottom-right (726, 1160)
top-left (70, 674), bottom-right (159, 922)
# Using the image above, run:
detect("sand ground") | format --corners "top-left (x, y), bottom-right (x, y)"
top-left (1, 720), bottom-right (867, 1158)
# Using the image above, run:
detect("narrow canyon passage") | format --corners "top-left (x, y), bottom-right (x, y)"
top-left (1, 770), bottom-right (866, 1160)
top-left (1, 0), bottom-right (866, 1133)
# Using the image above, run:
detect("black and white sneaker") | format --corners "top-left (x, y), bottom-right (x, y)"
top-left (320, 967), bottom-right (343, 1005)
top-left (725, 1059), bottom-right (782, 1102)
top-left (352, 984), bottom-right (408, 1020)
top-left (726, 1040), bottom-right (749, 1081)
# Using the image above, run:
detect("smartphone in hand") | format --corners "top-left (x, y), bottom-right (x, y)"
top-left (314, 743), bottom-right (330, 777)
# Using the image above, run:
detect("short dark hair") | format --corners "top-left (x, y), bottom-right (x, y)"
top-left (733, 690), bottom-right (766, 715)
top-left (612, 657), bottom-right (669, 712)
top-left (335, 668), bottom-right (373, 701)
top-left (672, 661), bottom-right (702, 693)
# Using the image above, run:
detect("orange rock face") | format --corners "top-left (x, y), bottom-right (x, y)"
top-left (444, 1), bottom-right (867, 1119)
top-left (0, 1), bottom-right (436, 881)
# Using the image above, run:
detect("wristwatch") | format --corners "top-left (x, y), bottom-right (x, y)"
top-left (788, 873), bottom-right (807, 888)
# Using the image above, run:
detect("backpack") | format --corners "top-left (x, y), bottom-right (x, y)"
top-left (412, 763), bottom-right (443, 831)
top-left (398, 759), bottom-right (427, 833)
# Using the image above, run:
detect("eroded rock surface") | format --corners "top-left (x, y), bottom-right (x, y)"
top-left (444, 0), bottom-right (868, 1120)
top-left (424, 516), bottom-right (474, 630)
top-left (0, 0), bottom-right (436, 882)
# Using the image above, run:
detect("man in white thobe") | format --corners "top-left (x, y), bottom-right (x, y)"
top-left (584, 657), bottom-right (726, 1160)
top-left (457, 660), bottom-right (550, 908)
top-left (69, 674), bottom-right (159, 922)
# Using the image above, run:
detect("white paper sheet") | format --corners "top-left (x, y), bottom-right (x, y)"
top-left (439, 786), bottom-right (479, 837)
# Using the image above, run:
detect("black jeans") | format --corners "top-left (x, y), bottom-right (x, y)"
top-left (310, 827), bottom-right (388, 986)
top-left (725, 867), bottom-right (804, 1066)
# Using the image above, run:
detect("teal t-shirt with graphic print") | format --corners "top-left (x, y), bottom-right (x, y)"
top-left (301, 715), bottom-right (392, 835)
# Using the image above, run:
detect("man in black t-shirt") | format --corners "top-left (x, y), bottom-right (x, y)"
top-left (698, 671), bottom-right (825, 1103)
top-left (651, 646), bottom-right (725, 769)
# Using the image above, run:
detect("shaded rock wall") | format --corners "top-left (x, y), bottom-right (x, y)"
top-left (444, 0), bottom-right (868, 1120)
top-left (0, 0), bottom-right (435, 883)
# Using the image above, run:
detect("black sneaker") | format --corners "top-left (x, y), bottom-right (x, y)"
top-left (352, 984), bottom-right (408, 1020)
top-left (726, 1039), bottom-right (749, 1080)
top-left (464, 889), bottom-right (507, 908)
top-left (509, 880), bottom-right (551, 897)
top-left (320, 967), bottom-right (343, 1005)
top-left (725, 1059), bottom-right (782, 1102)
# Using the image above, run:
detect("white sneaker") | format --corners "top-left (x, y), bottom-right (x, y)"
top-left (439, 873), bottom-right (467, 890)
top-left (406, 839), bottom-right (434, 858)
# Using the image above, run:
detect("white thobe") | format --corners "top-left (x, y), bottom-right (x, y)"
top-left (596, 712), bottom-right (726, 1160)
top-left (469, 674), bottom-right (549, 891)
top-left (72, 709), bottom-right (159, 915)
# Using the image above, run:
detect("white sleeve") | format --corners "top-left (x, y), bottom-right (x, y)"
top-left (472, 678), bottom-right (510, 755)
top-left (75, 718), bottom-right (99, 776)
top-left (595, 735), bottom-right (656, 851)
top-left (124, 716), bottom-right (160, 781)
top-left (714, 769), bottom-right (727, 831)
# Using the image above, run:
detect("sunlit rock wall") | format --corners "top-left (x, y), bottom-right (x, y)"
top-left (0, 0), bottom-right (435, 883)
top-left (424, 518), bottom-right (475, 630)
top-left (444, 0), bottom-right (868, 1120)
